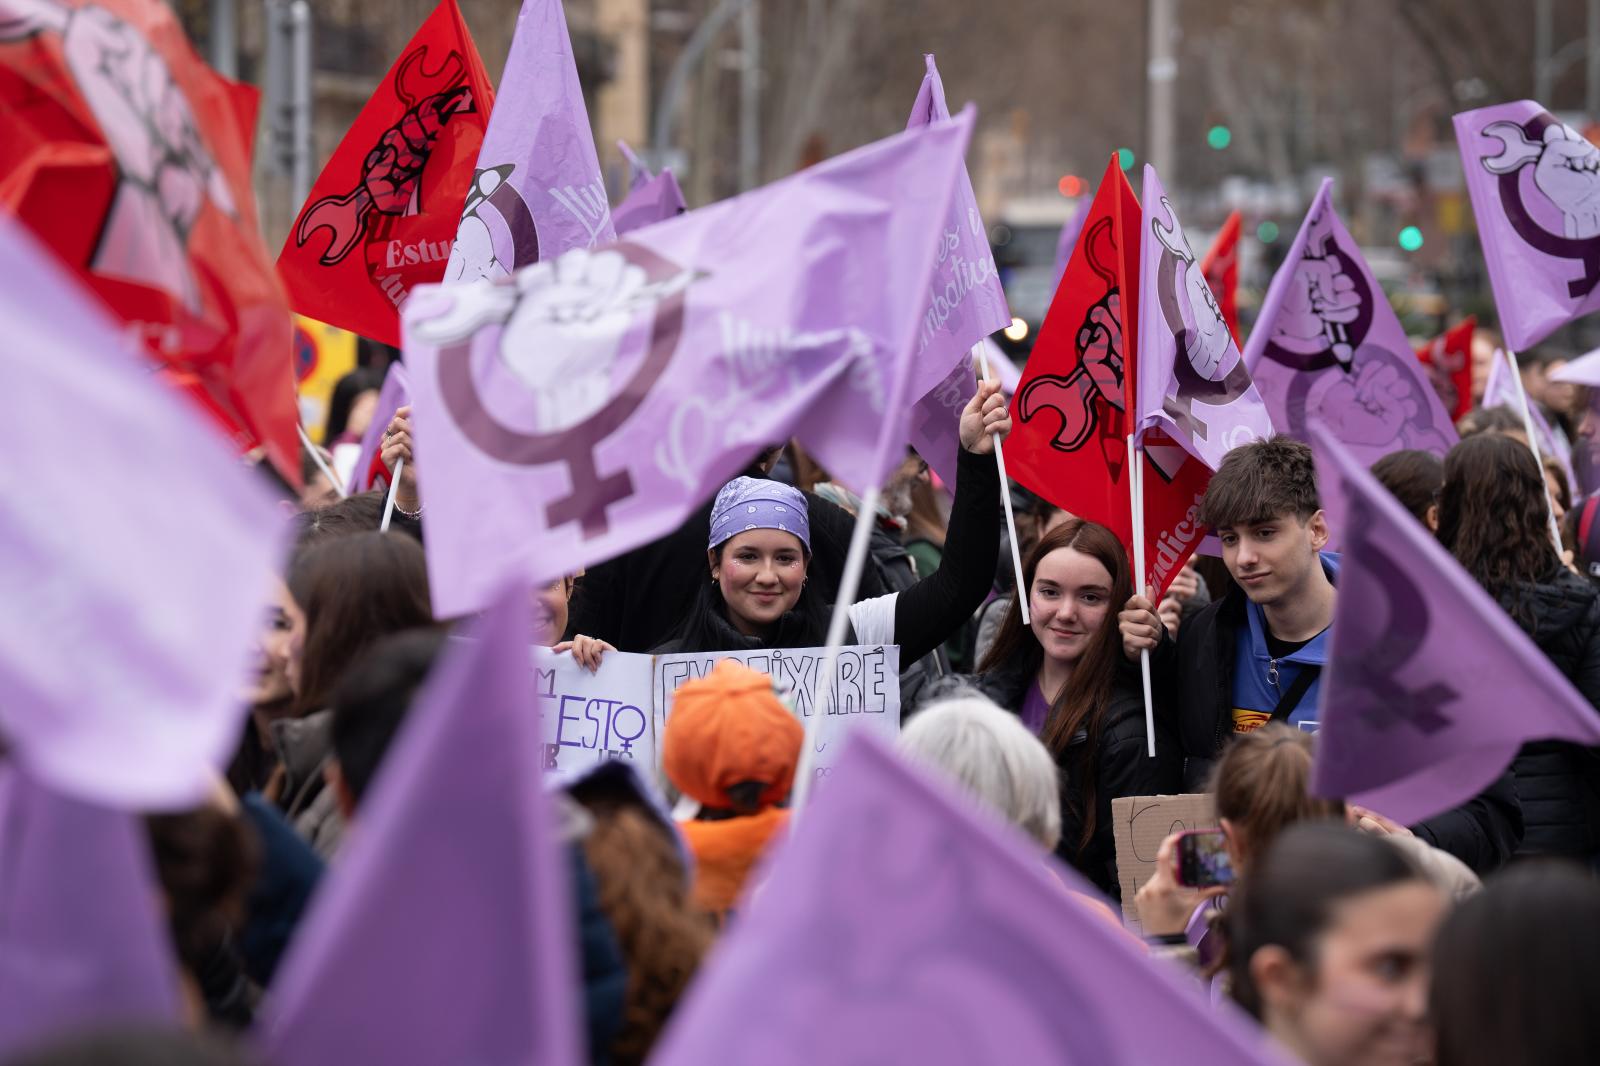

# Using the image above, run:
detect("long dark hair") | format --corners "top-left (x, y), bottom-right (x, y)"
top-left (660, 541), bottom-right (831, 653)
top-left (287, 531), bottom-right (435, 715)
top-left (1437, 434), bottom-right (1560, 611)
top-left (322, 366), bottom-right (385, 442)
top-left (1431, 862), bottom-right (1600, 1066)
top-left (978, 519), bottom-right (1131, 853)
top-left (1224, 822), bottom-right (1425, 1020)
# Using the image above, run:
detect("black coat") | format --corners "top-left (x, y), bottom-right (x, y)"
top-left (978, 653), bottom-right (1180, 899)
top-left (1155, 584), bottom-right (1523, 874)
top-left (648, 448), bottom-right (1001, 668)
top-left (565, 476), bottom-right (885, 653)
top-left (1497, 569), bottom-right (1600, 861)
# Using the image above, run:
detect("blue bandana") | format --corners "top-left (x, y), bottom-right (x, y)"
top-left (708, 477), bottom-right (811, 553)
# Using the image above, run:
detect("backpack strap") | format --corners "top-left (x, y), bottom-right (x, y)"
top-left (1268, 664), bottom-right (1321, 722)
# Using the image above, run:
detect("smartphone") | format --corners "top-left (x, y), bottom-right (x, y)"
top-left (1175, 828), bottom-right (1235, 889)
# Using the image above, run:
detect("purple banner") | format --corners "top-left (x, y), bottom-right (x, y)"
top-left (406, 113), bottom-right (974, 617)
top-left (446, 0), bottom-right (614, 282)
top-left (1455, 100), bottom-right (1600, 351)
top-left (1244, 179), bottom-right (1457, 464)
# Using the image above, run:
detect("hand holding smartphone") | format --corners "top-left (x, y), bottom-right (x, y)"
top-left (1175, 828), bottom-right (1235, 889)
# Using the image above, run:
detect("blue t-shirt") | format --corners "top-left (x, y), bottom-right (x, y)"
top-left (1229, 554), bottom-right (1339, 732)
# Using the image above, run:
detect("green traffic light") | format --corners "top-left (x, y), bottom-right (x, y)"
top-left (1117, 147), bottom-right (1135, 170)
top-left (1207, 125), bottom-right (1232, 150)
top-left (1398, 225), bottom-right (1424, 252)
top-left (1256, 220), bottom-right (1280, 243)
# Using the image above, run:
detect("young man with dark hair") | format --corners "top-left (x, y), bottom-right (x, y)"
top-left (1121, 436), bottom-right (1522, 872)
top-left (1123, 437), bottom-right (1334, 787)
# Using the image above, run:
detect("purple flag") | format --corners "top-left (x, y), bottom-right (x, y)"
top-left (616, 138), bottom-right (650, 188)
top-left (1309, 426), bottom-right (1600, 825)
top-left (0, 216), bottom-right (286, 810)
top-left (1135, 165), bottom-right (1272, 469)
top-left (1554, 345), bottom-right (1600, 387)
top-left (1244, 179), bottom-right (1457, 464)
top-left (258, 582), bottom-right (579, 1066)
top-left (405, 111), bottom-right (975, 617)
top-left (445, 0), bottom-right (614, 283)
top-left (1454, 101), bottom-right (1600, 351)
top-left (1483, 349), bottom-right (1576, 494)
top-left (1052, 202), bottom-right (1087, 288)
top-left (903, 55), bottom-right (1012, 488)
top-left (650, 732), bottom-right (1282, 1065)
top-left (345, 360), bottom-right (412, 495)
top-left (612, 168), bottom-right (688, 236)
top-left (0, 768), bottom-right (182, 1057)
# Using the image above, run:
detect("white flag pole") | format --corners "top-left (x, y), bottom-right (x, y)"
top-left (791, 485), bottom-right (881, 815)
top-left (1504, 348), bottom-right (1565, 555)
top-left (379, 458), bottom-right (404, 532)
top-left (973, 343), bottom-right (1030, 624)
top-left (1126, 433), bottom-right (1157, 758)
top-left (295, 423), bottom-right (348, 500)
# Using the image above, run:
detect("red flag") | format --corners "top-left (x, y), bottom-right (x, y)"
top-left (1010, 156), bottom-right (1211, 596)
top-left (278, 0), bottom-right (493, 347)
top-left (1414, 315), bottom-right (1476, 422)
top-left (0, 0), bottom-right (301, 486)
top-left (1200, 209), bottom-right (1241, 344)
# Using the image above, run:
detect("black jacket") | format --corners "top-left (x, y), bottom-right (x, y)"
top-left (978, 653), bottom-right (1180, 898)
top-left (1156, 581), bottom-right (1523, 874)
top-left (1497, 568), bottom-right (1600, 861)
top-left (649, 447), bottom-right (999, 667)
top-left (565, 472), bottom-right (885, 653)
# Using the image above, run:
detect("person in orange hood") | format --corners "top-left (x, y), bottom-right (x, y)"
top-left (662, 659), bottom-right (803, 923)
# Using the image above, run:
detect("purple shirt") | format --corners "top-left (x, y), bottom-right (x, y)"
top-left (1021, 682), bottom-right (1051, 735)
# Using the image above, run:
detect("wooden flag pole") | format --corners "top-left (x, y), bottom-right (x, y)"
top-left (973, 343), bottom-right (1030, 624)
top-left (1504, 348), bottom-right (1565, 555)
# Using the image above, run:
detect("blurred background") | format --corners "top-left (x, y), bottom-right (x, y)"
top-left (171, 0), bottom-right (1600, 357)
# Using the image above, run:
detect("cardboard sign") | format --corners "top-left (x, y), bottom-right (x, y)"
top-left (533, 645), bottom-right (901, 788)
top-left (1110, 793), bottom-right (1217, 933)
top-left (534, 648), bottom-right (657, 776)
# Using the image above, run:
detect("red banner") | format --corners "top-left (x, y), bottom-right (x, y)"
top-left (1009, 156), bottom-right (1211, 596)
top-left (277, 0), bottom-right (493, 347)
top-left (1415, 316), bottom-right (1476, 423)
top-left (0, 0), bottom-right (300, 486)
top-left (1200, 209), bottom-right (1240, 344)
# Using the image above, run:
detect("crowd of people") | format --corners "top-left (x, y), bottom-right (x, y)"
top-left (11, 333), bottom-right (1598, 1066)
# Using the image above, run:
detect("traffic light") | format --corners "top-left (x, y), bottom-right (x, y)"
top-left (1398, 225), bottom-right (1424, 252)
top-left (1058, 174), bottom-right (1085, 197)
top-left (1116, 147), bottom-right (1135, 170)
top-left (1206, 124), bottom-right (1232, 150)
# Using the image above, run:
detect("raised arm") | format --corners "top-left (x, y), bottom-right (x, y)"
top-left (888, 382), bottom-right (1009, 664)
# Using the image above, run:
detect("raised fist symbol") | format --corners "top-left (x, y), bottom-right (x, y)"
top-left (1485, 120), bottom-right (1600, 240)
top-left (363, 87), bottom-right (471, 215)
top-left (1182, 262), bottom-right (1232, 378)
top-left (1078, 291), bottom-right (1125, 409)
top-left (1272, 251), bottom-right (1360, 362)
top-left (1317, 358), bottom-right (1417, 448)
top-left (1018, 290), bottom-right (1124, 452)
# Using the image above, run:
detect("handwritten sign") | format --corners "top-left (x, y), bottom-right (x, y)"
top-left (532, 645), bottom-right (901, 787)
top-left (533, 648), bottom-right (657, 777)
top-left (1110, 793), bottom-right (1217, 934)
